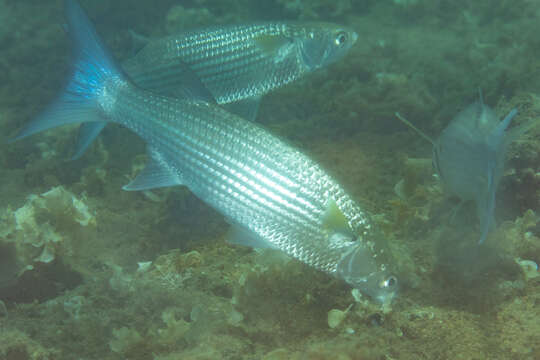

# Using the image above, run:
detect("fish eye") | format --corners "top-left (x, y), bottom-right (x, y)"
top-left (335, 31), bottom-right (348, 46)
top-left (381, 275), bottom-right (397, 289)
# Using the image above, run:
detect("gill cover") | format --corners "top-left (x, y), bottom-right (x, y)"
top-left (323, 199), bottom-right (398, 304)
top-left (336, 241), bottom-right (398, 305)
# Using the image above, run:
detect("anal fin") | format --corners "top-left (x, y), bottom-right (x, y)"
top-left (123, 148), bottom-right (182, 191)
top-left (225, 223), bottom-right (277, 249)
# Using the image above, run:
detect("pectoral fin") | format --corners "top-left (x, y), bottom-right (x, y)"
top-left (253, 34), bottom-right (292, 57)
top-left (322, 199), bottom-right (350, 233)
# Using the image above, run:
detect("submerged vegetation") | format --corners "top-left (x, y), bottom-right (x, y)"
top-left (0, 0), bottom-right (539, 359)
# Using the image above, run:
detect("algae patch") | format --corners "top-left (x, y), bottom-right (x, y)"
top-left (0, 186), bottom-right (95, 274)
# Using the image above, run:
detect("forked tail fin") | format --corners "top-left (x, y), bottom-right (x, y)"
top-left (11, 0), bottom-right (126, 142)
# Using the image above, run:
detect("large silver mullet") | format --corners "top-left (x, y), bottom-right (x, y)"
top-left (13, 0), bottom-right (397, 304)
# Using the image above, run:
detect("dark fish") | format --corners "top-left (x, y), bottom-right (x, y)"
top-left (396, 93), bottom-right (533, 244)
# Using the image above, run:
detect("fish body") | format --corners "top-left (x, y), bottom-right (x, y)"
top-left (14, 0), bottom-right (397, 304)
top-left (433, 100), bottom-right (517, 244)
top-left (397, 94), bottom-right (529, 244)
top-left (433, 101), bottom-right (507, 199)
top-left (124, 22), bottom-right (358, 105)
top-left (73, 20), bottom-right (358, 158)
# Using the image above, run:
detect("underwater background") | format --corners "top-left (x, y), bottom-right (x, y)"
top-left (0, 0), bottom-right (539, 359)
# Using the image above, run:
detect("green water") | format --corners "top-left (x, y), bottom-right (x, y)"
top-left (0, 0), bottom-right (539, 359)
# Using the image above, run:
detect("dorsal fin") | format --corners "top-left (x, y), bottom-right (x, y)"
top-left (478, 88), bottom-right (484, 106)
top-left (475, 88), bottom-right (493, 128)
top-left (395, 112), bottom-right (435, 146)
top-left (139, 58), bottom-right (216, 103)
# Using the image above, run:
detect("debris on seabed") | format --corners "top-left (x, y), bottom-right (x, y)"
top-left (328, 304), bottom-right (353, 329)
top-left (515, 258), bottom-right (539, 280)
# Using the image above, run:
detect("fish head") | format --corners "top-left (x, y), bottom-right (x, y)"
top-left (324, 199), bottom-right (398, 304)
top-left (336, 238), bottom-right (399, 305)
top-left (293, 23), bottom-right (358, 70)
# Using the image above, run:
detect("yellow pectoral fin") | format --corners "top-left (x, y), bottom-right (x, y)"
top-left (322, 199), bottom-right (350, 232)
top-left (253, 34), bottom-right (292, 56)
